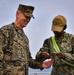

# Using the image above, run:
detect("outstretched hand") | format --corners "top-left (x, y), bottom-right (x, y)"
top-left (42, 59), bottom-right (54, 68)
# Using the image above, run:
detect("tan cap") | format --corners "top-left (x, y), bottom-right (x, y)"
top-left (18, 4), bottom-right (35, 19)
top-left (52, 15), bottom-right (67, 32)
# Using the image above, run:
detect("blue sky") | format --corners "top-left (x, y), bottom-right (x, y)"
top-left (0, 0), bottom-right (74, 73)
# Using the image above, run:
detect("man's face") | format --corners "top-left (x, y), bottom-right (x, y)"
top-left (17, 11), bottom-right (31, 28)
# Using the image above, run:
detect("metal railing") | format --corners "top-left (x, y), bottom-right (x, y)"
top-left (29, 72), bottom-right (51, 75)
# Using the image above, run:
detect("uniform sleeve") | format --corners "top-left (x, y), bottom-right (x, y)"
top-left (25, 44), bottom-right (43, 69)
top-left (28, 55), bottom-right (43, 69)
top-left (35, 38), bottom-right (50, 62)
top-left (0, 27), bottom-right (11, 74)
top-left (64, 35), bottom-right (74, 64)
top-left (0, 29), bottom-right (4, 75)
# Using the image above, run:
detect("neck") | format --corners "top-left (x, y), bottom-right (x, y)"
top-left (55, 32), bottom-right (65, 39)
top-left (14, 21), bottom-right (22, 29)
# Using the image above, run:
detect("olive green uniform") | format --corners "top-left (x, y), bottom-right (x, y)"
top-left (36, 32), bottom-right (74, 75)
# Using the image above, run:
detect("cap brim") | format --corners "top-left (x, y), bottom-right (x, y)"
top-left (25, 15), bottom-right (35, 19)
top-left (22, 12), bottom-right (35, 19)
top-left (31, 15), bottom-right (35, 19)
top-left (51, 25), bottom-right (64, 32)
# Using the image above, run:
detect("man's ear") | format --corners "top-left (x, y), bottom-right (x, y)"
top-left (63, 24), bottom-right (67, 30)
top-left (16, 10), bottom-right (21, 18)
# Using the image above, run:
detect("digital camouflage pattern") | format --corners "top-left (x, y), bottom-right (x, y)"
top-left (18, 4), bottom-right (35, 19)
top-left (36, 32), bottom-right (74, 75)
top-left (0, 23), bottom-right (42, 75)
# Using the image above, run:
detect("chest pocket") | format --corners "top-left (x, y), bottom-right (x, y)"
top-left (60, 38), bottom-right (72, 53)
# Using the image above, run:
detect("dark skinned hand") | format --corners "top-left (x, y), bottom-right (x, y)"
top-left (40, 52), bottom-right (52, 60)
top-left (56, 52), bottom-right (65, 59)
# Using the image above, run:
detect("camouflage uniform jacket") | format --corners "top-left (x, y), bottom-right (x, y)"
top-left (36, 32), bottom-right (74, 75)
top-left (0, 23), bottom-right (42, 75)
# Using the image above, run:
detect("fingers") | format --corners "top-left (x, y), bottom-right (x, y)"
top-left (40, 52), bottom-right (52, 60)
top-left (56, 52), bottom-right (65, 58)
top-left (42, 59), bottom-right (54, 68)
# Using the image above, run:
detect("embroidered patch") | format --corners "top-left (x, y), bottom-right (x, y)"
top-left (53, 18), bottom-right (63, 27)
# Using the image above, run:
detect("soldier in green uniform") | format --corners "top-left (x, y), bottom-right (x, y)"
top-left (36, 15), bottom-right (74, 75)
top-left (0, 4), bottom-right (53, 75)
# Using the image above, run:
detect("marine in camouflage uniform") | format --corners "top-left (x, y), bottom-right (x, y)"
top-left (36, 15), bottom-right (74, 75)
top-left (0, 4), bottom-right (52, 75)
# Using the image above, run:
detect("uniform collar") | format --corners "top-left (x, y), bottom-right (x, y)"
top-left (12, 22), bottom-right (24, 34)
